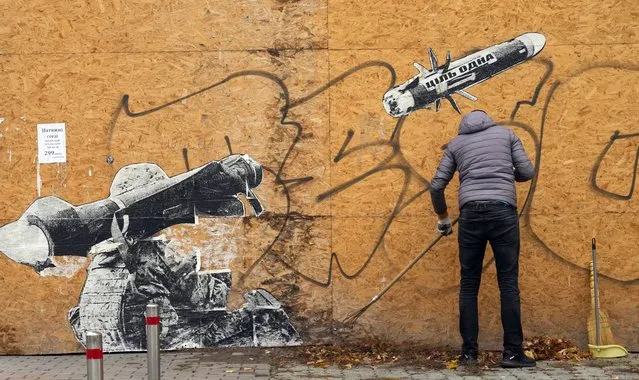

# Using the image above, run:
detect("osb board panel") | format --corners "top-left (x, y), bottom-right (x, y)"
top-left (328, 0), bottom-right (639, 49)
top-left (0, 49), bottom-right (331, 219)
top-left (0, 0), bottom-right (328, 54)
top-left (328, 43), bottom-right (639, 350)
top-left (1, 0), bottom-right (639, 355)
top-left (0, 49), bottom-right (331, 354)
top-left (327, 48), bottom-right (544, 218)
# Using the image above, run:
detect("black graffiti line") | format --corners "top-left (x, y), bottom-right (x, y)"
top-left (506, 120), bottom-right (542, 217)
top-left (335, 62), bottom-right (556, 305)
top-left (276, 176), bottom-right (315, 193)
top-left (325, 60), bottom-right (639, 319)
top-left (233, 61), bottom-right (400, 284)
top-left (517, 62), bottom-right (639, 275)
top-left (278, 176), bottom-right (315, 186)
top-left (255, 113), bottom-right (434, 287)
top-left (509, 58), bottom-right (554, 121)
top-left (389, 116), bottom-right (407, 142)
top-left (343, 76), bottom-right (589, 301)
top-left (563, 63), bottom-right (639, 201)
top-left (566, 64), bottom-right (639, 201)
top-left (590, 130), bottom-right (639, 200)
top-left (283, 112), bottom-right (431, 288)
top-left (333, 129), bottom-right (355, 163)
top-left (518, 81), bottom-right (557, 224)
top-left (182, 148), bottom-right (191, 171)
top-left (120, 71), bottom-right (302, 180)
top-left (107, 58), bottom-right (639, 296)
top-left (317, 142), bottom-right (399, 202)
top-left (224, 135), bottom-right (233, 155)
top-left (333, 137), bottom-right (394, 165)
top-left (106, 100), bottom-right (125, 155)
top-left (263, 165), bottom-right (413, 287)
top-left (105, 70), bottom-right (306, 294)
top-left (288, 61), bottom-right (397, 110)
top-left (491, 69), bottom-right (639, 286)
top-left (523, 75), bottom-right (639, 285)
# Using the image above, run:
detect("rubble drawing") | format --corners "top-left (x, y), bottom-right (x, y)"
top-left (0, 154), bottom-right (301, 351)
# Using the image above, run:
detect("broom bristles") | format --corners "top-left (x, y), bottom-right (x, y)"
top-left (343, 301), bottom-right (374, 325)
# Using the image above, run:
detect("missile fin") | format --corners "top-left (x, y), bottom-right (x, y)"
top-left (428, 48), bottom-right (438, 71)
top-left (446, 95), bottom-right (462, 114)
top-left (435, 99), bottom-right (442, 112)
top-left (413, 62), bottom-right (430, 75)
top-left (456, 89), bottom-right (478, 102)
top-left (442, 51), bottom-right (452, 72)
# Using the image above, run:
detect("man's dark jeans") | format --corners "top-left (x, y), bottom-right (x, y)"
top-left (458, 201), bottom-right (523, 355)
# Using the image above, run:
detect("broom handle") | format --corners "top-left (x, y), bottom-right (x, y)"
top-left (592, 238), bottom-right (601, 346)
top-left (366, 227), bottom-right (451, 305)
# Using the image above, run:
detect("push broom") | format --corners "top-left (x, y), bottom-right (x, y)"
top-left (587, 238), bottom-right (628, 358)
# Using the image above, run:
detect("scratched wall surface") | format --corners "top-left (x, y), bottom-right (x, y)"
top-left (0, 0), bottom-right (638, 354)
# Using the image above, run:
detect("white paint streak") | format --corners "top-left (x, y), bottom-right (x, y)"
top-left (8, 149), bottom-right (11, 162)
top-left (36, 161), bottom-right (42, 197)
top-left (89, 167), bottom-right (93, 176)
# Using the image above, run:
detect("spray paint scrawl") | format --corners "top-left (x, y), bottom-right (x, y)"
top-left (382, 32), bottom-right (546, 116)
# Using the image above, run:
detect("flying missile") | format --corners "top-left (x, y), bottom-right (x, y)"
top-left (382, 32), bottom-right (547, 117)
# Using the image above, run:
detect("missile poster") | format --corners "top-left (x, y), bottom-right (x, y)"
top-left (383, 33), bottom-right (547, 116)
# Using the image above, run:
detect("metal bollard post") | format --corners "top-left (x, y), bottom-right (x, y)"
top-left (86, 331), bottom-right (104, 380)
top-left (146, 304), bottom-right (161, 380)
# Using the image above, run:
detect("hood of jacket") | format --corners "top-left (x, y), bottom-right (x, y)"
top-left (458, 110), bottom-right (496, 135)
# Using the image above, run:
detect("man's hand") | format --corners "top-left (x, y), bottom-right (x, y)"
top-left (436, 216), bottom-right (453, 236)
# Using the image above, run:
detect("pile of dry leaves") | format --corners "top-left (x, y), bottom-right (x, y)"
top-left (523, 336), bottom-right (592, 361)
top-left (282, 343), bottom-right (451, 369)
top-left (272, 336), bottom-right (591, 369)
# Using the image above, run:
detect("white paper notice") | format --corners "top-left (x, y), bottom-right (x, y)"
top-left (37, 123), bottom-right (67, 163)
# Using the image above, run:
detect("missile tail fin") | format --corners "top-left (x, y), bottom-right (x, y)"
top-left (435, 99), bottom-right (442, 112)
top-left (456, 90), bottom-right (478, 102)
top-left (428, 48), bottom-right (438, 71)
top-left (442, 51), bottom-right (452, 72)
top-left (413, 62), bottom-right (430, 75)
top-left (446, 95), bottom-right (462, 114)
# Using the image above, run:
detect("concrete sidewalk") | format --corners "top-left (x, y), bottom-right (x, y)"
top-left (0, 350), bottom-right (638, 379)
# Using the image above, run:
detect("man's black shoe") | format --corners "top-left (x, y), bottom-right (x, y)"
top-left (501, 351), bottom-right (536, 368)
top-left (459, 353), bottom-right (478, 366)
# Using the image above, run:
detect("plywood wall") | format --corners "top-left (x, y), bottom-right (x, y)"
top-left (1, 0), bottom-right (638, 354)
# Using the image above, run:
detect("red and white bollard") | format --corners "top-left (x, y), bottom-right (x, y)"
top-left (85, 331), bottom-right (104, 380)
top-left (146, 304), bottom-right (161, 380)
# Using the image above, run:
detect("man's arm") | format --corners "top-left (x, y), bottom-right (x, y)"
top-left (430, 147), bottom-right (456, 217)
top-left (510, 131), bottom-right (535, 182)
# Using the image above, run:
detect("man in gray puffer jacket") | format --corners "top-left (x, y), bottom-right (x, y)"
top-left (429, 110), bottom-right (535, 368)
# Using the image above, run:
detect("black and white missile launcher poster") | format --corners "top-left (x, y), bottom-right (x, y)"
top-left (383, 32), bottom-right (547, 116)
top-left (0, 154), bottom-right (301, 352)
